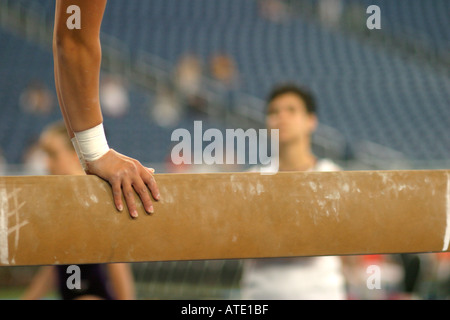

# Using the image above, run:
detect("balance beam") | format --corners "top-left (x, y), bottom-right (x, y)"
top-left (0, 170), bottom-right (449, 266)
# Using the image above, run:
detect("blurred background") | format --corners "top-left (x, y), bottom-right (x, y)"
top-left (0, 0), bottom-right (448, 299)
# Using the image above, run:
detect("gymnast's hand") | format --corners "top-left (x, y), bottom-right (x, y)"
top-left (85, 149), bottom-right (160, 218)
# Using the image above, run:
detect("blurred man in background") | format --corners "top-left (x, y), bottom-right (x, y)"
top-left (240, 84), bottom-right (346, 300)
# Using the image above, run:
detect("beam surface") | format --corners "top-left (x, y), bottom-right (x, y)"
top-left (0, 170), bottom-right (449, 266)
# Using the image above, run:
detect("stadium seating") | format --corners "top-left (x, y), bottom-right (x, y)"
top-left (0, 0), bottom-right (448, 167)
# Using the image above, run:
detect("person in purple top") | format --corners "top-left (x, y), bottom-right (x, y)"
top-left (55, 265), bottom-right (115, 300)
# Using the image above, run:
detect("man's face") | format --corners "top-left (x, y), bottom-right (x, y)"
top-left (266, 93), bottom-right (317, 144)
top-left (39, 132), bottom-right (80, 175)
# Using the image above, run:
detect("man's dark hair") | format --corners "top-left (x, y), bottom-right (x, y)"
top-left (267, 83), bottom-right (317, 115)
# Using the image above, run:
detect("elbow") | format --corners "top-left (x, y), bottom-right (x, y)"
top-left (53, 29), bottom-right (101, 63)
top-left (53, 32), bottom-right (74, 59)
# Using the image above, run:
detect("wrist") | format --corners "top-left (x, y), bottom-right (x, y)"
top-left (73, 123), bottom-right (110, 163)
top-left (71, 137), bottom-right (88, 171)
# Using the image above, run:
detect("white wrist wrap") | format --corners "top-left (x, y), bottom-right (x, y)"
top-left (71, 137), bottom-right (87, 171)
top-left (74, 123), bottom-right (110, 162)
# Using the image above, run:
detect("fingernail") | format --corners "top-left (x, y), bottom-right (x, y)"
top-left (118, 204), bottom-right (123, 212)
top-left (132, 210), bottom-right (138, 218)
top-left (156, 193), bottom-right (160, 200)
top-left (148, 206), bottom-right (154, 214)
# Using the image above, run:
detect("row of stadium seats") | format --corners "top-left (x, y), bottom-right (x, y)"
top-left (0, 0), bottom-right (448, 166)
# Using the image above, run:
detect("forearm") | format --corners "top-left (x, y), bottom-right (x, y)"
top-left (53, 0), bottom-right (106, 133)
top-left (54, 40), bottom-right (103, 132)
top-left (54, 56), bottom-right (75, 138)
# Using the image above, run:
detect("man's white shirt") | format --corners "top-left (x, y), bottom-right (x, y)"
top-left (240, 158), bottom-right (347, 300)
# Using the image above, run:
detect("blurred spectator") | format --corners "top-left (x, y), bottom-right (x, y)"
top-left (19, 80), bottom-right (54, 115)
top-left (209, 53), bottom-right (239, 89)
top-left (240, 84), bottom-right (347, 300)
top-left (209, 52), bottom-right (240, 110)
top-left (21, 121), bottom-right (135, 300)
top-left (99, 74), bottom-right (130, 118)
top-left (258, 0), bottom-right (289, 23)
top-left (174, 54), bottom-right (203, 100)
top-left (318, 0), bottom-right (343, 28)
top-left (174, 54), bottom-right (209, 114)
top-left (151, 84), bottom-right (182, 128)
top-left (21, 139), bottom-right (47, 175)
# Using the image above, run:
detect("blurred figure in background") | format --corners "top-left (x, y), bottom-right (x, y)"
top-left (21, 139), bottom-right (47, 175)
top-left (209, 53), bottom-right (239, 90)
top-left (175, 55), bottom-right (203, 97)
top-left (21, 121), bottom-right (135, 300)
top-left (240, 83), bottom-right (346, 300)
top-left (174, 54), bottom-right (206, 114)
top-left (258, 0), bottom-right (289, 23)
top-left (209, 52), bottom-right (240, 111)
top-left (318, 0), bottom-right (343, 28)
top-left (99, 74), bottom-right (130, 118)
top-left (19, 80), bottom-right (55, 115)
top-left (151, 83), bottom-right (182, 128)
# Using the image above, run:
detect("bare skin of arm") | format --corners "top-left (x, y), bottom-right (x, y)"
top-left (107, 263), bottom-right (136, 300)
top-left (53, 0), bottom-right (160, 218)
top-left (21, 266), bottom-right (56, 300)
